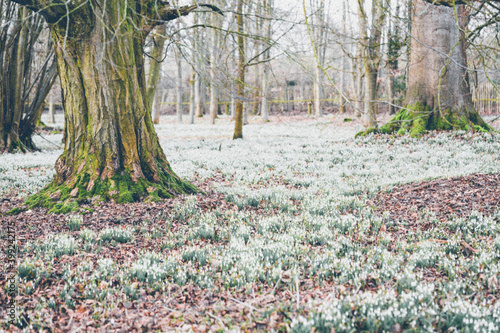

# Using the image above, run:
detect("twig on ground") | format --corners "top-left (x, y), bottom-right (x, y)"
top-left (206, 311), bottom-right (225, 327)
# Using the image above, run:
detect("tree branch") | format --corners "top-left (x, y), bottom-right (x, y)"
top-left (151, 3), bottom-right (222, 24)
top-left (9, 0), bottom-right (90, 26)
top-left (423, 0), bottom-right (500, 7)
top-left (143, 2), bottom-right (222, 36)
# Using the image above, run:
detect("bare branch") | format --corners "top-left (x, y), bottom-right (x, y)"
top-left (153, 3), bottom-right (222, 24)
top-left (423, 0), bottom-right (500, 7)
top-left (143, 3), bottom-right (222, 36)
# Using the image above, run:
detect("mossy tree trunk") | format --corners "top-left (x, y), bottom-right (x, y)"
top-left (363, 0), bottom-right (491, 137)
top-left (11, 0), bottom-right (221, 212)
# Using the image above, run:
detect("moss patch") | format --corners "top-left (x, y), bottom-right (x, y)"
top-left (25, 161), bottom-right (200, 214)
top-left (356, 103), bottom-right (492, 138)
top-left (5, 207), bottom-right (27, 216)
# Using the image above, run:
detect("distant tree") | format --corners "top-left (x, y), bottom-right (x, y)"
top-left (304, 0), bottom-right (328, 117)
top-left (233, 0), bottom-right (245, 139)
top-left (175, 45), bottom-right (184, 124)
top-left (208, 2), bottom-right (222, 125)
top-left (357, 0), bottom-right (388, 127)
top-left (385, 2), bottom-right (404, 115)
top-left (359, 0), bottom-right (495, 136)
top-left (339, 0), bottom-right (347, 114)
top-left (10, 0), bottom-right (221, 211)
top-left (260, 0), bottom-right (273, 121)
top-left (0, 3), bottom-right (57, 152)
top-left (146, 25), bottom-right (167, 125)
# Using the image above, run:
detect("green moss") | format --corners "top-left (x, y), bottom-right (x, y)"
top-left (473, 124), bottom-right (489, 133)
top-left (355, 127), bottom-right (379, 139)
top-left (76, 173), bottom-right (91, 200)
top-left (8, 140), bottom-right (26, 153)
top-left (5, 207), bottom-right (27, 216)
top-left (116, 175), bottom-right (135, 203)
top-left (25, 160), bottom-right (200, 212)
top-left (48, 201), bottom-right (79, 214)
top-left (356, 103), bottom-right (492, 138)
top-left (145, 189), bottom-right (162, 203)
top-left (409, 115), bottom-right (428, 137)
top-left (156, 161), bottom-right (200, 196)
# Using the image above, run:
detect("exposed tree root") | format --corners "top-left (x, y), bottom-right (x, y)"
top-left (24, 162), bottom-right (199, 214)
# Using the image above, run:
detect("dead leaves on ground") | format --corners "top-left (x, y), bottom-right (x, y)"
top-left (1, 173), bottom-right (500, 331)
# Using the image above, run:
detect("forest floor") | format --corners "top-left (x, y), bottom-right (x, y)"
top-left (1, 113), bottom-right (500, 332)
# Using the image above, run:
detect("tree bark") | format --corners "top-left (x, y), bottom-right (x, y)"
top-left (233, 0), bottom-right (245, 139)
top-left (386, 4), bottom-right (401, 116)
top-left (243, 102), bottom-right (249, 125)
top-left (387, 71), bottom-right (395, 115)
top-left (230, 95), bottom-right (236, 119)
top-left (151, 91), bottom-right (160, 124)
top-left (195, 75), bottom-right (204, 117)
top-left (312, 0), bottom-right (326, 117)
top-left (13, 0), bottom-right (221, 211)
top-left (189, 71), bottom-right (196, 124)
top-left (261, 59), bottom-right (270, 121)
top-left (339, 0), bottom-right (346, 114)
top-left (351, 47), bottom-right (364, 118)
top-left (146, 25), bottom-right (167, 120)
top-left (48, 96), bottom-right (56, 124)
top-left (314, 66), bottom-right (322, 117)
top-left (209, 5), bottom-right (220, 124)
top-left (176, 47), bottom-right (184, 124)
top-left (359, 0), bottom-right (491, 137)
top-left (192, 12), bottom-right (204, 118)
top-left (357, 0), bottom-right (387, 127)
top-left (146, 25), bottom-right (167, 125)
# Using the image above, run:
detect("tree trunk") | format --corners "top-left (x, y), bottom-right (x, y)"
top-left (243, 102), bottom-right (249, 125)
top-left (365, 70), bottom-right (378, 127)
top-left (230, 95), bottom-right (236, 119)
top-left (313, 6), bottom-right (325, 117)
top-left (189, 71), bottom-right (196, 124)
top-left (195, 75), bottom-right (204, 117)
top-left (1, 5), bottom-right (57, 152)
top-left (233, 0), bottom-right (245, 139)
top-left (357, 0), bottom-right (387, 128)
top-left (209, 80), bottom-right (218, 124)
top-left (209, 6), bottom-right (220, 124)
top-left (339, 0), bottom-right (346, 114)
top-left (192, 12), bottom-right (204, 118)
top-left (146, 25), bottom-right (167, 123)
top-left (261, 62), bottom-right (270, 121)
top-left (16, 1), bottom-right (221, 211)
top-left (368, 0), bottom-right (491, 137)
top-left (354, 53), bottom-right (364, 118)
top-left (386, 3), bottom-right (401, 116)
top-left (176, 48), bottom-right (183, 124)
top-left (48, 96), bottom-right (56, 124)
top-left (152, 91), bottom-right (160, 124)
top-left (314, 66), bottom-right (322, 117)
top-left (387, 71), bottom-right (395, 115)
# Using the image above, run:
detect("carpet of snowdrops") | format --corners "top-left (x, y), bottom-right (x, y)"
top-left (3, 113), bottom-right (500, 331)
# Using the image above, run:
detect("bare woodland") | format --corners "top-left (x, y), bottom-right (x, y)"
top-left (1, 1), bottom-right (500, 331)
